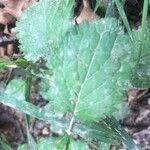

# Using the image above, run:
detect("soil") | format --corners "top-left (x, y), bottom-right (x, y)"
top-left (0, 0), bottom-right (150, 150)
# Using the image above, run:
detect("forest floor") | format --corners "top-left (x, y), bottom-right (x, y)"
top-left (0, 0), bottom-right (150, 150)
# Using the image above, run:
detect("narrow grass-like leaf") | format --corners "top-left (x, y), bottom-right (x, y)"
top-left (104, 116), bottom-right (141, 150)
top-left (0, 137), bottom-right (12, 150)
top-left (18, 137), bottom-right (67, 150)
top-left (131, 28), bottom-right (150, 87)
top-left (0, 93), bottom-right (122, 145)
top-left (141, 0), bottom-right (148, 38)
top-left (4, 79), bottom-right (37, 149)
top-left (0, 58), bottom-right (16, 69)
top-left (69, 139), bottom-right (89, 150)
top-left (5, 79), bottom-right (26, 100)
top-left (105, 0), bottom-right (115, 17)
top-left (98, 142), bottom-right (111, 150)
top-left (114, 0), bottom-right (133, 41)
top-left (94, 0), bottom-right (101, 12)
top-left (15, 58), bottom-right (29, 68)
top-left (18, 136), bottom-right (90, 150)
top-left (137, 0), bottom-right (148, 64)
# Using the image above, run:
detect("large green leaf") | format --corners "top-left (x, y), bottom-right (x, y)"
top-left (42, 18), bottom-right (134, 123)
top-left (16, 0), bottom-right (74, 62)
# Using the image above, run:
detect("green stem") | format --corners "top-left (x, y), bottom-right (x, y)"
top-left (136, 0), bottom-right (148, 66)
top-left (141, 0), bottom-right (148, 43)
top-left (114, 0), bottom-right (134, 41)
top-left (25, 67), bottom-right (32, 103)
top-left (94, 0), bottom-right (101, 12)
top-left (104, 116), bottom-right (141, 150)
top-left (24, 66), bottom-right (37, 150)
top-left (105, 0), bottom-right (114, 17)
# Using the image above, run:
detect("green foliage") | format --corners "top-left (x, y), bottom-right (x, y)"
top-left (42, 18), bottom-right (134, 123)
top-left (15, 58), bottom-right (29, 68)
top-left (131, 28), bottom-right (150, 87)
top-left (131, 0), bottom-right (150, 87)
top-left (0, 92), bottom-right (124, 145)
top-left (0, 136), bottom-right (12, 150)
top-left (18, 136), bottom-right (89, 150)
top-left (1, 0), bottom-right (150, 149)
top-left (0, 58), bottom-right (16, 69)
top-left (2, 16), bottom-right (138, 148)
top-left (98, 143), bottom-right (111, 150)
top-left (114, 0), bottom-right (133, 40)
top-left (0, 58), bottom-right (28, 69)
top-left (5, 79), bottom-right (25, 100)
top-left (16, 0), bottom-right (74, 62)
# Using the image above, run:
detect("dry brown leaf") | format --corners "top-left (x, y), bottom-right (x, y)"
top-left (76, 0), bottom-right (99, 24)
top-left (127, 89), bottom-right (148, 104)
top-left (0, 0), bottom-right (37, 19)
top-left (0, 9), bottom-right (16, 25)
top-left (0, 0), bottom-right (37, 57)
top-left (0, 46), bottom-right (6, 56)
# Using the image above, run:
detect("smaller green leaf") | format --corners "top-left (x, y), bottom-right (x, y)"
top-left (0, 136), bottom-right (12, 150)
top-left (17, 145), bottom-right (29, 150)
top-left (113, 102), bottom-right (130, 120)
top-left (104, 116), bottom-right (140, 150)
top-left (0, 93), bottom-right (121, 145)
top-left (15, 58), bottom-right (29, 68)
top-left (68, 139), bottom-right (89, 150)
top-left (35, 136), bottom-right (69, 150)
top-left (0, 58), bottom-right (16, 69)
top-left (25, 116), bottom-right (38, 150)
top-left (5, 79), bottom-right (25, 101)
top-left (98, 142), bottom-right (111, 150)
top-left (18, 136), bottom-right (89, 150)
top-left (18, 136), bottom-right (69, 150)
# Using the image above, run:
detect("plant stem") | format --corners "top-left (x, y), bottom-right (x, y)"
top-left (114, 0), bottom-right (133, 41)
top-left (24, 66), bottom-right (37, 150)
top-left (25, 67), bottom-right (32, 122)
top-left (136, 0), bottom-right (148, 66)
top-left (141, 0), bottom-right (148, 44)
top-left (105, 0), bottom-right (114, 17)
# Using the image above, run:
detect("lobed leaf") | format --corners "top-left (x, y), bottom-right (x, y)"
top-left (16, 0), bottom-right (74, 62)
top-left (43, 18), bottom-right (134, 122)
